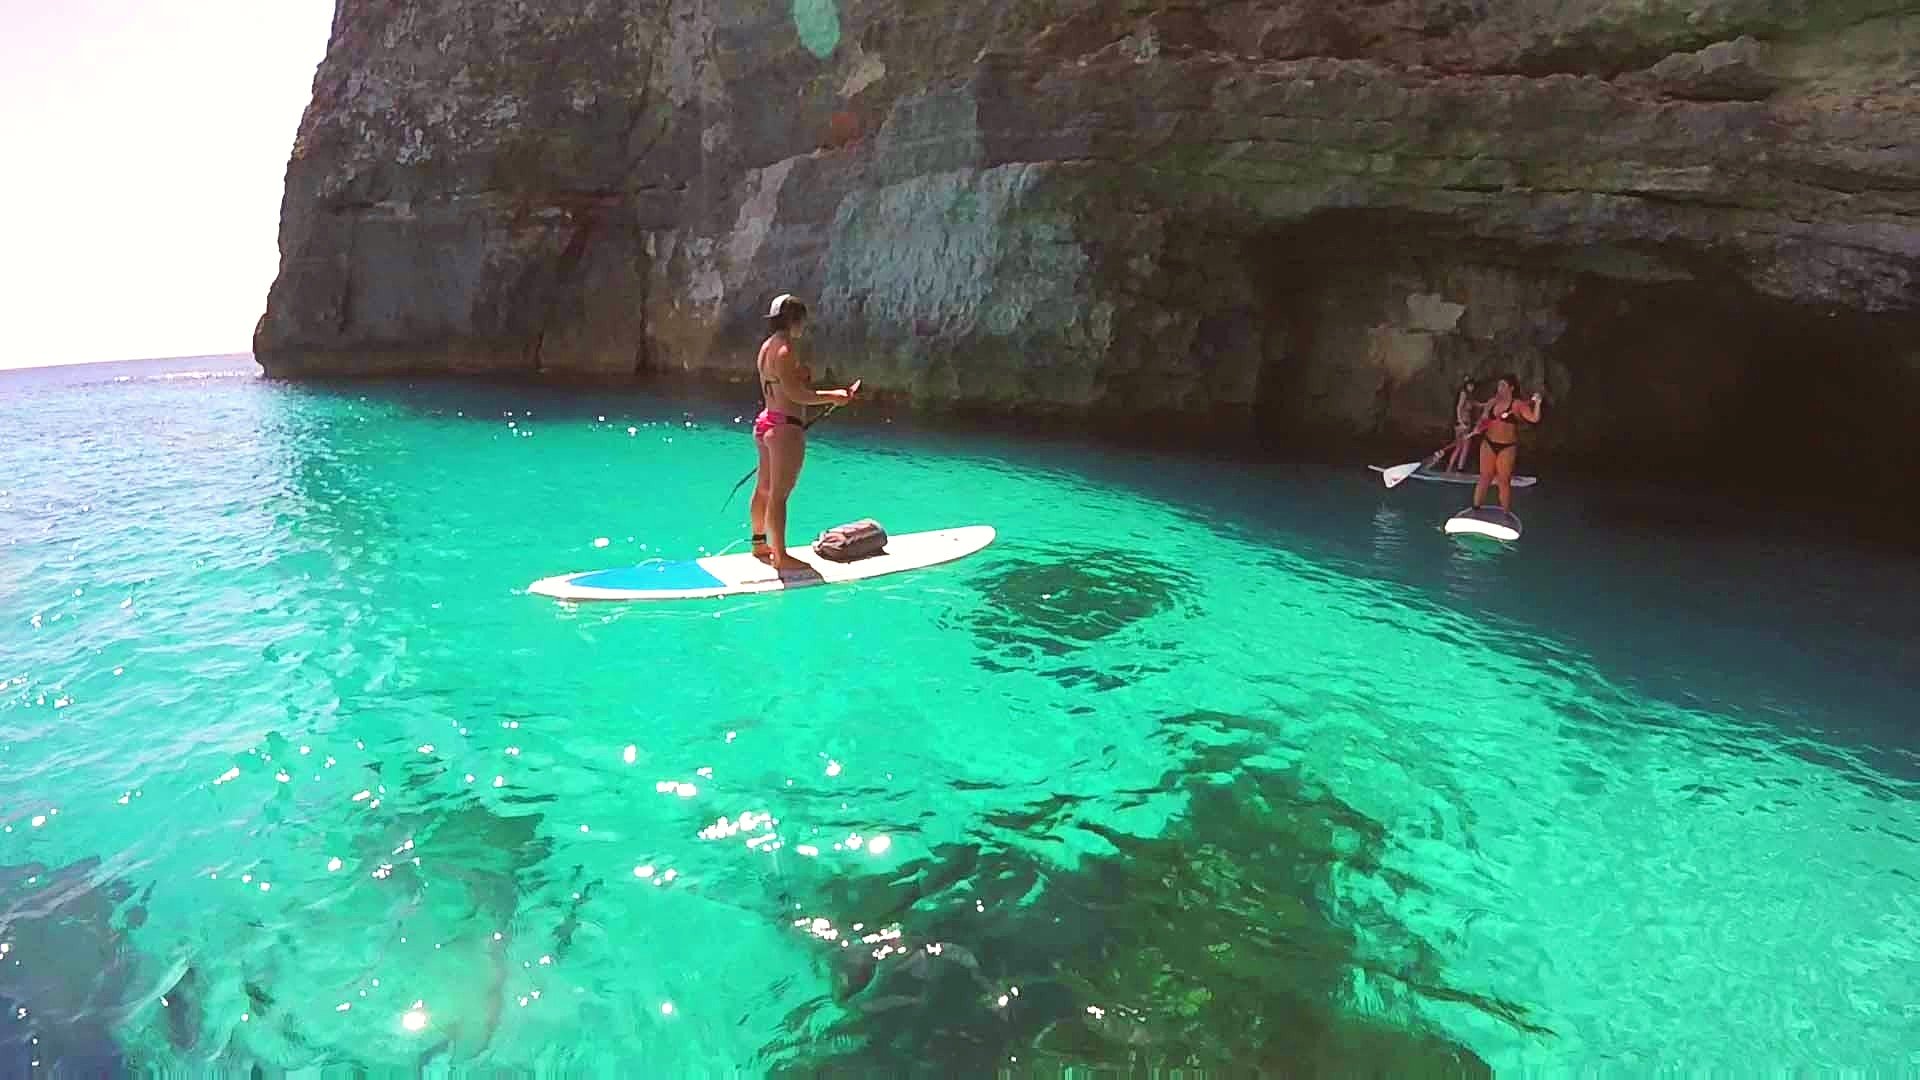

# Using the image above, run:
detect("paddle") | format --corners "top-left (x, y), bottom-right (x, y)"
top-left (1379, 428), bottom-right (1479, 489)
top-left (721, 379), bottom-right (861, 511)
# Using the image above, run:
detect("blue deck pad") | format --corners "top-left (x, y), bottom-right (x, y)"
top-left (567, 559), bottom-right (727, 592)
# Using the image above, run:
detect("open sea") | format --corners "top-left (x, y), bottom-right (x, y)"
top-left (1, 354), bottom-right (1915, 1076)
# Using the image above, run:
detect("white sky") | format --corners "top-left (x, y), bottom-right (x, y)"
top-left (0, 0), bottom-right (338, 369)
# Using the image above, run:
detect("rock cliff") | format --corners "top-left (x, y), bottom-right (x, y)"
top-left (255, 0), bottom-right (1920, 469)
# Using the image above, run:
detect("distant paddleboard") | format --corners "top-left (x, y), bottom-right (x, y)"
top-left (528, 525), bottom-right (996, 601)
top-left (1444, 506), bottom-right (1522, 542)
top-left (1369, 465), bottom-right (1536, 488)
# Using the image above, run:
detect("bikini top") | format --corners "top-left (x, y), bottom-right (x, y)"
top-left (758, 339), bottom-right (794, 396)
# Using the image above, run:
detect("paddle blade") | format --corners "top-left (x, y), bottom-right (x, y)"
top-left (1380, 460), bottom-right (1422, 488)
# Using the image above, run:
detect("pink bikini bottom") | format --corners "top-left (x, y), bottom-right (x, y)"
top-left (753, 409), bottom-right (803, 439)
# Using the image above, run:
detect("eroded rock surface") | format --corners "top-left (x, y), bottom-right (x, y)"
top-left (255, 0), bottom-right (1920, 462)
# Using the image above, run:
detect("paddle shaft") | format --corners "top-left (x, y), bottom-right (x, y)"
top-left (1429, 407), bottom-right (1537, 463)
top-left (1413, 429), bottom-right (1478, 470)
top-left (1429, 429), bottom-right (1476, 463)
top-left (1381, 427), bottom-right (1491, 488)
top-left (720, 393), bottom-right (853, 511)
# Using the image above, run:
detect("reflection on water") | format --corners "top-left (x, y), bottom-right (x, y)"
top-left (0, 357), bottom-right (1916, 1073)
top-left (1442, 523), bottom-right (1518, 603)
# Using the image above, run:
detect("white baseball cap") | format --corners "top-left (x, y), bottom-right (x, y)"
top-left (767, 293), bottom-right (807, 317)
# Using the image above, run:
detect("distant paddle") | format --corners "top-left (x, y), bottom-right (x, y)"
top-left (721, 379), bottom-right (861, 511)
top-left (1379, 428), bottom-right (1478, 489)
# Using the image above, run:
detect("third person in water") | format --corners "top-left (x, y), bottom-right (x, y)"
top-left (750, 293), bottom-right (860, 570)
top-left (1470, 372), bottom-right (1542, 513)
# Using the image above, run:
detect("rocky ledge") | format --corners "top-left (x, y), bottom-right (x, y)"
top-left (254, 0), bottom-right (1920, 476)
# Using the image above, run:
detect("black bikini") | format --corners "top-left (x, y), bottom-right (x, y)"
top-left (1484, 404), bottom-right (1523, 454)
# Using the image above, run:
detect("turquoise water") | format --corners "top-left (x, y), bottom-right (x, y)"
top-left (2, 355), bottom-right (1915, 1075)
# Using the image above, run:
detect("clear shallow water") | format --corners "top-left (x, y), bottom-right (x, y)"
top-left (2, 355), bottom-right (1916, 1075)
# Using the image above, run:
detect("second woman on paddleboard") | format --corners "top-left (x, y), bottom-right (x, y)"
top-left (1472, 373), bottom-right (1542, 513)
top-left (750, 293), bottom-right (859, 569)
top-left (1446, 375), bottom-right (1482, 473)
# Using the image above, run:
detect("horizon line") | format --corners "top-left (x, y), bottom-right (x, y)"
top-left (0, 351), bottom-right (260, 374)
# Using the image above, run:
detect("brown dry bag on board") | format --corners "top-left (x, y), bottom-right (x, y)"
top-left (813, 519), bottom-right (889, 562)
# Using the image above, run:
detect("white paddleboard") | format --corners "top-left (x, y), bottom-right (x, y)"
top-left (1444, 506), bottom-right (1522, 541)
top-left (1370, 465), bottom-right (1536, 488)
top-left (528, 525), bottom-right (996, 601)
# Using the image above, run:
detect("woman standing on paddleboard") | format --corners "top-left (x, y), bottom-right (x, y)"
top-left (750, 293), bottom-right (859, 569)
top-left (1446, 376), bottom-right (1482, 473)
top-left (1471, 373), bottom-right (1542, 513)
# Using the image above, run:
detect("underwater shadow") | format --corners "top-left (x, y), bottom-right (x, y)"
top-left (753, 710), bottom-right (1545, 1076)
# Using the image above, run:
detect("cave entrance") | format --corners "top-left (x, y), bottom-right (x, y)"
top-left (1234, 210), bottom-right (1919, 506)
top-left (1542, 271), bottom-right (1920, 503)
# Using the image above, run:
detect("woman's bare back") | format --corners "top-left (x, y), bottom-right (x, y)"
top-left (758, 336), bottom-right (810, 417)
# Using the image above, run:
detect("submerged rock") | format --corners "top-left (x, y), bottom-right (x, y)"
top-left (255, 0), bottom-right (1920, 471)
top-left (757, 717), bottom-right (1535, 1074)
top-left (963, 548), bottom-right (1196, 688)
top-left (0, 858), bottom-right (147, 1074)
